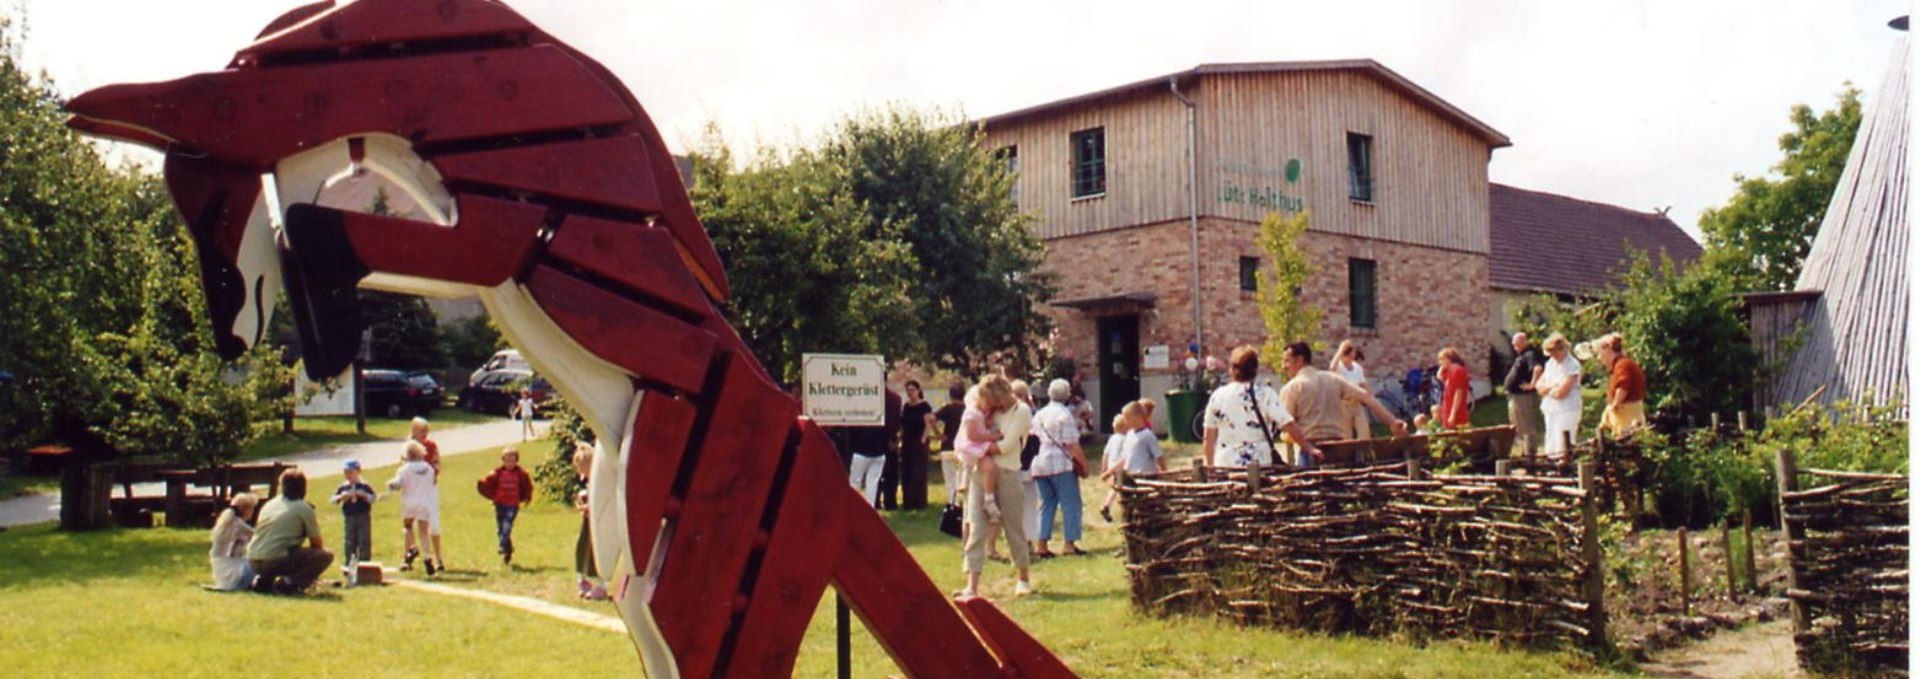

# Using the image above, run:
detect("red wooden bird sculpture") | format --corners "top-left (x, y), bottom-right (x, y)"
top-left (65, 1), bottom-right (1076, 677)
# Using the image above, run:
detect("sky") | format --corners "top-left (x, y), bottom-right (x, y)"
top-left (13, 0), bottom-right (1909, 239)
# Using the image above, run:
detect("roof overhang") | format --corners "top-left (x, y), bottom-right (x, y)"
top-left (1739, 289), bottom-right (1823, 306)
top-left (1049, 291), bottom-right (1158, 312)
top-left (977, 60), bottom-right (1511, 149)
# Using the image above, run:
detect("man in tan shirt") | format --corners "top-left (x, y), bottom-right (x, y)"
top-left (1278, 342), bottom-right (1407, 444)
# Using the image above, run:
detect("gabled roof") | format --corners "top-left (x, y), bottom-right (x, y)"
top-left (1488, 183), bottom-right (1702, 296)
top-left (979, 60), bottom-right (1511, 148)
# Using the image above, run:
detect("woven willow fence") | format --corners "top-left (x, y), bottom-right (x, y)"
top-left (1775, 450), bottom-right (1909, 674)
top-left (1118, 461), bottom-right (1607, 649)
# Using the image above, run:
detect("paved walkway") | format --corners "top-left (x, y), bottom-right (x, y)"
top-left (0, 418), bottom-right (545, 528)
top-left (389, 578), bottom-right (624, 634)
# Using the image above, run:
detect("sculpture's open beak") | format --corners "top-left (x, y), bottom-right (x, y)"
top-left (67, 82), bottom-right (288, 364)
top-left (65, 81), bottom-right (192, 154)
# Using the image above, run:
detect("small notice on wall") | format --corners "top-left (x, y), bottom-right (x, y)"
top-left (802, 353), bottom-right (886, 427)
top-left (1143, 345), bottom-right (1170, 370)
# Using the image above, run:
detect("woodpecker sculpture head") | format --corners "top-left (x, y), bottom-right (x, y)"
top-left (66, 0), bottom-right (728, 380)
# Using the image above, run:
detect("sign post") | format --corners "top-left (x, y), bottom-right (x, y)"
top-left (801, 352), bottom-right (885, 679)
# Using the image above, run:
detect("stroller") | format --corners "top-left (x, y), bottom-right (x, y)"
top-left (1382, 365), bottom-right (1442, 422)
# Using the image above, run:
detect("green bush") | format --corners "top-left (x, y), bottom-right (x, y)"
top-left (531, 394), bottom-right (594, 505)
top-left (1643, 400), bottom-right (1904, 528)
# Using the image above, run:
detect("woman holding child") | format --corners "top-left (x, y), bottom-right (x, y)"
top-left (955, 375), bottom-right (1034, 598)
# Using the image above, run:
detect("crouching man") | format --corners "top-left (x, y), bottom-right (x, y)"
top-left (247, 469), bottom-right (333, 594)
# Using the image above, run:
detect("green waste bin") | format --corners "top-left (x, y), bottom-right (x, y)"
top-left (1164, 389), bottom-right (1204, 443)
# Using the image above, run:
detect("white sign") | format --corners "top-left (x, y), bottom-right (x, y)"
top-left (1143, 345), bottom-right (1170, 370)
top-left (801, 353), bottom-right (886, 426)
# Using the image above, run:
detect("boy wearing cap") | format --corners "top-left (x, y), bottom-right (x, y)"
top-left (331, 459), bottom-right (378, 568)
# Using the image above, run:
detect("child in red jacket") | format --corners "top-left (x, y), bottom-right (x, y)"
top-left (476, 447), bottom-right (535, 565)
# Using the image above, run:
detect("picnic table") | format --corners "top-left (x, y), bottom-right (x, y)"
top-left (106, 462), bottom-right (290, 528)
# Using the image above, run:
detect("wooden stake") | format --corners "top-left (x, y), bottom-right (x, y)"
top-left (1577, 462), bottom-right (1608, 648)
top-left (1774, 448), bottom-right (1808, 632)
top-left (1742, 509), bottom-right (1757, 594)
top-left (1494, 460), bottom-right (1511, 477)
top-left (1736, 411), bottom-right (1749, 432)
top-left (1721, 519), bottom-right (1736, 600)
top-left (1710, 412), bottom-right (1721, 432)
top-left (1406, 453), bottom-right (1422, 480)
top-left (1678, 527), bottom-right (1691, 616)
top-left (1194, 457), bottom-right (1208, 482)
top-left (1247, 460), bottom-right (1263, 495)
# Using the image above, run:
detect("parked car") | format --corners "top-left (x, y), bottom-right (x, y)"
top-left (459, 369), bottom-right (552, 416)
top-left (468, 349), bottom-right (530, 387)
top-left (362, 369), bottom-right (441, 419)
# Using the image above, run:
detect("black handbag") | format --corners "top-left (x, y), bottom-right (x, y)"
top-left (938, 503), bottom-right (964, 538)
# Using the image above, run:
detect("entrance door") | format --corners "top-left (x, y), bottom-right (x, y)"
top-left (1096, 314), bottom-right (1141, 434)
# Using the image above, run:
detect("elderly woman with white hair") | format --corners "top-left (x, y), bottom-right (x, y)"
top-left (1029, 379), bottom-right (1091, 557)
top-left (1533, 333), bottom-right (1584, 458)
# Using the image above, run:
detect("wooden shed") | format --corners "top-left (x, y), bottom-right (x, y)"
top-left (1746, 29), bottom-right (1908, 411)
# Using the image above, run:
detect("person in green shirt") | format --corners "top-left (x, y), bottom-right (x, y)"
top-left (246, 469), bottom-right (333, 594)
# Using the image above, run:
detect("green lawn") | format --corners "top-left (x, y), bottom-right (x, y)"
top-left (239, 409), bottom-right (503, 462)
top-left (0, 439), bottom-right (1628, 678)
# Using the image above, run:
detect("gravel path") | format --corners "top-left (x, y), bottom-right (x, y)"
top-left (1641, 620), bottom-right (1801, 679)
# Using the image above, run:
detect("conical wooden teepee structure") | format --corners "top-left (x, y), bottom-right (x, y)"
top-left (1762, 27), bottom-right (1908, 411)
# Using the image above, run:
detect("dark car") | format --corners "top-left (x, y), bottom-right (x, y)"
top-left (458, 369), bottom-right (551, 416)
top-left (362, 369), bottom-right (441, 419)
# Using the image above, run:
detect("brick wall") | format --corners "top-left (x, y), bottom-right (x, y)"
top-left (1039, 218), bottom-right (1491, 391)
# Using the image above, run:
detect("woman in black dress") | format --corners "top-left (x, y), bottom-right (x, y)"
top-left (933, 381), bottom-right (968, 505)
top-left (898, 380), bottom-right (936, 509)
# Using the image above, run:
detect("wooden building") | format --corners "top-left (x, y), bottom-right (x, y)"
top-left (980, 60), bottom-right (1511, 429)
top-left (1747, 30), bottom-right (1908, 411)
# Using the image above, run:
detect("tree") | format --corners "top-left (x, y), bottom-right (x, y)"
top-left (442, 315), bottom-right (505, 373)
top-left (0, 18), bottom-right (259, 462)
top-left (689, 131), bottom-right (920, 385)
top-left (1254, 211), bottom-right (1322, 365)
top-left (1510, 249), bottom-right (1759, 426)
top-left (821, 108), bottom-right (1052, 376)
top-left (1699, 86), bottom-right (1862, 291)
top-left (359, 291), bottom-right (447, 370)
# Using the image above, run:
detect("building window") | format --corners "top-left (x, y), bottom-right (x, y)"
top-left (1239, 256), bottom-right (1260, 292)
top-left (1070, 127), bottom-right (1106, 198)
top-left (1347, 132), bottom-right (1373, 202)
top-left (994, 145), bottom-right (1020, 202)
top-left (1348, 258), bottom-right (1377, 329)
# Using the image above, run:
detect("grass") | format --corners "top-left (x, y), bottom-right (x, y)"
top-left (0, 438), bottom-right (1632, 678)
top-left (239, 409), bottom-right (503, 462)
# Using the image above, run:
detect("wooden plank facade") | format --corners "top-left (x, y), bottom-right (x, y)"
top-left (982, 61), bottom-right (1503, 251)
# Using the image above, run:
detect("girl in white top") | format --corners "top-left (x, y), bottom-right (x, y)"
top-left (1331, 340), bottom-right (1370, 439)
top-left (1095, 413), bottom-right (1131, 523)
top-left (1534, 333), bottom-right (1584, 457)
top-left (208, 493), bottom-right (258, 590)
top-left (388, 440), bottom-right (442, 572)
